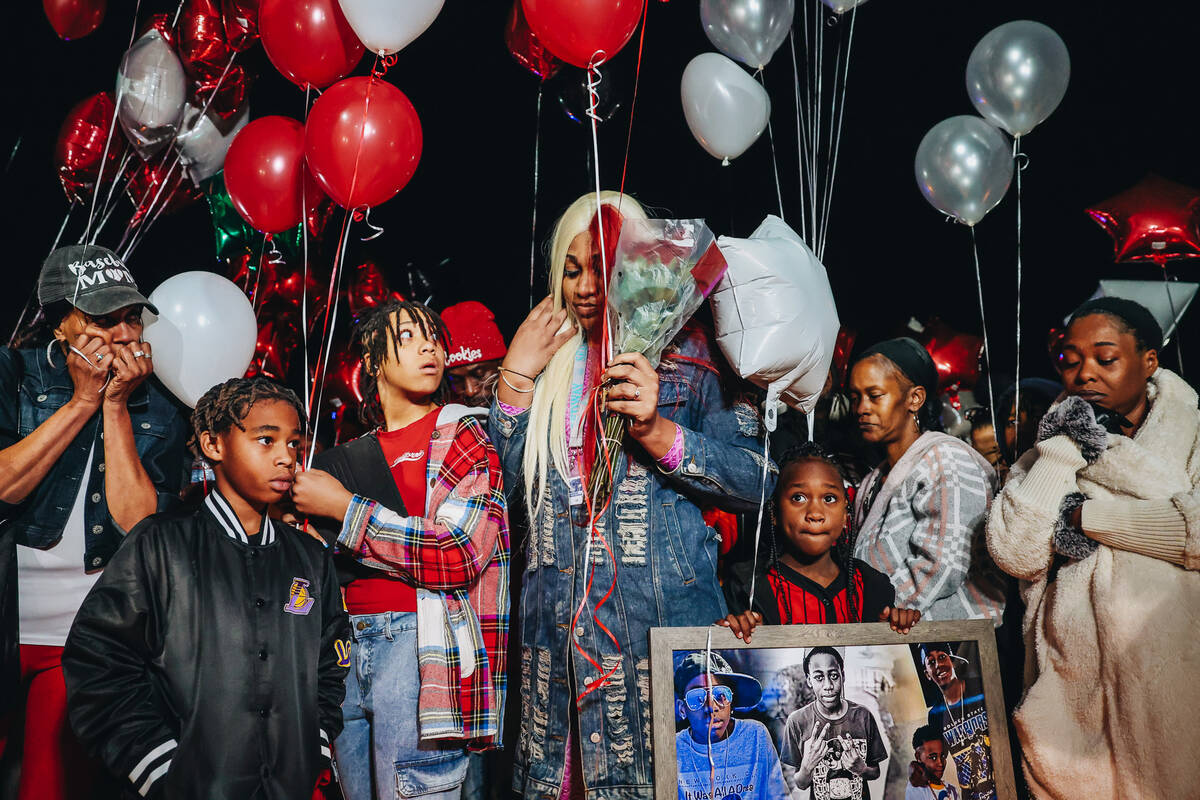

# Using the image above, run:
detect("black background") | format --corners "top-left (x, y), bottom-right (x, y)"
top-left (5, 0), bottom-right (1200, 392)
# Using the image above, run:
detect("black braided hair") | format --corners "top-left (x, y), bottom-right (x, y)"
top-left (772, 442), bottom-right (862, 623)
top-left (189, 377), bottom-right (304, 458)
top-left (353, 300), bottom-right (452, 428)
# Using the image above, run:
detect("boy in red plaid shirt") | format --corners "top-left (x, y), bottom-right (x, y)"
top-left (293, 300), bottom-right (510, 800)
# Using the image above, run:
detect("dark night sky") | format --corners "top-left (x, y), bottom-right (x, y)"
top-left (6, 0), bottom-right (1200, 395)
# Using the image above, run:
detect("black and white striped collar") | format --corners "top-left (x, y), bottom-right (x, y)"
top-left (204, 489), bottom-right (275, 545)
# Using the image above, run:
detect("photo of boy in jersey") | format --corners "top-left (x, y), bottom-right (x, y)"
top-left (918, 642), bottom-right (994, 800)
top-left (780, 647), bottom-right (888, 800)
top-left (674, 650), bottom-right (788, 800)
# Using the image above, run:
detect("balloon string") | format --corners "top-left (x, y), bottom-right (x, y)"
top-left (83, 0), bottom-right (142, 243)
top-left (617, 0), bottom-right (649, 204)
top-left (371, 54), bottom-right (398, 79)
top-left (585, 53), bottom-right (611, 363)
top-left (970, 226), bottom-right (999, 436)
top-left (10, 203), bottom-right (76, 346)
top-left (529, 84), bottom-right (543, 311)
top-left (1013, 136), bottom-right (1023, 447)
top-left (817, 3), bottom-right (856, 261)
top-left (249, 232), bottom-right (270, 310)
top-left (746, 422), bottom-right (772, 615)
top-left (811, 0), bottom-right (823, 248)
top-left (265, 234), bottom-right (285, 265)
top-left (788, 31), bottom-right (810, 246)
top-left (353, 206), bottom-right (384, 241)
top-left (1159, 260), bottom-right (1185, 374)
top-left (756, 69), bottom-right (785, 222)
top-left (307, 213), bottom-right (353, 467)
top-left (302, 82), bottom-right (313, 424)
top-left (89, 150), bottom-right (136, 245)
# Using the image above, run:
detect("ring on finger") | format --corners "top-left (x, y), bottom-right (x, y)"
top-left (133, 350), bottom-right (146, 358)
top-left (95, 353), bottom-right (106, 364)
top-left (634, 386), bottom-right (641, 399)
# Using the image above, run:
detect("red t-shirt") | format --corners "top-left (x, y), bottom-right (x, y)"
top-left (344, 408), bottom-right (441, 614)
top-left (767, 561), bottom-right (867, 624)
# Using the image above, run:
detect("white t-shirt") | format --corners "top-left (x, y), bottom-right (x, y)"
top-left (18, 446), bottom-right (102, 646)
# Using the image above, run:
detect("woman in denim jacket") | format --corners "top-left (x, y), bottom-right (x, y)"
top-left (0, 245), bottom-right (187, 800)
top-left (489, 192), bottom-right (772, 800)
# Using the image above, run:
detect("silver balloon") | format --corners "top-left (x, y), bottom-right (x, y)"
top-left (700, 0), bottom-right (794, 69)
top-left (116, 28), bottom-right (187, 158)
top-left (176, 103), bottom-right (249, 186)
top-left (966, 20), bottom-right (1070, 137)
top-left (821, 0), bottom-right (867, 13)
top-left (915, 116), bottom-right (1013, 226)
top-left (681, 53), bottom-right (771, 165)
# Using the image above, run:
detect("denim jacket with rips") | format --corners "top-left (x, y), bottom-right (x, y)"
top-left (488, 327), bottom-right (776, 800)
top-left (0, 345), bottom-right (188, 563)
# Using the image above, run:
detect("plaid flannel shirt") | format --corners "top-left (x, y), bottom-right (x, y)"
top-left (338, 412), bottom-right (510, 749)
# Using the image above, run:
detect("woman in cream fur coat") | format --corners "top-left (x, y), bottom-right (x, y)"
top-left (987, 297), bottom-right (1200, 800)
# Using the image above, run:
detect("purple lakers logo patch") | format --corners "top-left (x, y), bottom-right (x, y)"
top-left (284, 577), bottom-right (315, 615)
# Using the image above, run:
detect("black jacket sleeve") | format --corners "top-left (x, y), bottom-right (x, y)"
top-left (856, 559), bottom-right (897, 623)
top-left (315, 545), bottom-right (351, 757)
top-left (62, 521), bottom-right (178, 798)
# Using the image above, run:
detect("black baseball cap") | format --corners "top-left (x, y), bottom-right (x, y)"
top-left (673, 651), bottom-right (762, 711)
top-left (38, 245), bottom-right (158, 316)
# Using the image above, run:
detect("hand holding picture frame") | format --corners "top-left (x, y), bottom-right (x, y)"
top-left (650, 620), bottom-right (1016, 800)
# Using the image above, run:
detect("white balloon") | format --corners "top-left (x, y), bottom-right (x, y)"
top-left (710, 216), bottom-right (840, 424)
top-left (821, 0), bottom-right (867, 13)
top-left (116, 28), bottom-right (188, 158)
top-left (338, 0), bottom-right (444, 56)
top-left (142, 272), bottom-right (258, 408)
top-left (966, 20), bottom-right (1069, 137)
top-left (176, 103), bottom-right (248, 186)
top-left (681, 52), bottom-right (771, 165)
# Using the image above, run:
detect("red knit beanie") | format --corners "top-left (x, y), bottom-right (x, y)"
top-left (441, 301), bottom-right (507, 367)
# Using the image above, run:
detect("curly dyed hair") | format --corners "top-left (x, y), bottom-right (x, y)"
top-left (189, 377), bottom-right (305, 458)
top-left (770, 442), bottom-right (863, 623)
top-left (353, 300), bottom-right (451, 428)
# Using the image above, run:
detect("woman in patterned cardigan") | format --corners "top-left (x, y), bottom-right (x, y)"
top-left (847, 338), bottom-right (1005, 623)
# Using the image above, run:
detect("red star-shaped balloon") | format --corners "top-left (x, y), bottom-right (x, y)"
top-left (921, 319), bottom-right (983, 394)
top-left (1087, 174), bottom-right (1200, 264)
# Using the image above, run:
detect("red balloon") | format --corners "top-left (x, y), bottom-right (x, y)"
top-left (193, 63), bottom-right (251, 121)
top-left (221, 0), bottom-right (260, 51)
top-left (922, 320), bottom-right (983, 394)
top-left (245, 303), bottom-right (302, 380)
top-left (829, 326), bottom-right (857, 392)
top-left (44, 0), bottom-right (105, 40)
top-left (259, 0), bottom-right (363, 89)
top-left (1087, 174), bottom-right (1200, 265)
top-left (55, 92), bottom-right (125, 204)
top-left (126, 158), bottom-right (202, 224)
top-left (224, 116), bottom-right (316, 233)
top-left (345, 260), bottom-right (404, 319)
top-left (179, 0), bottom-right (233, 81)
top-left (304, 77), bottom-right (422, 210)
top-left (520, 0), bottom-right (644, 68)
top-left (505, 1), bottom-right (561, 81)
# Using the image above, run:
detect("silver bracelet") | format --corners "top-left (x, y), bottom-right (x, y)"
top-left (499, 371), bottom-right (535, 393)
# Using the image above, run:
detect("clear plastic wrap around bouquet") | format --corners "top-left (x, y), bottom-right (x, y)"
top-left (589, 218), bottom-right (728, 499)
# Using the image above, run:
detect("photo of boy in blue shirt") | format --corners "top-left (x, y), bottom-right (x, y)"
top-left (674, 651), bottom-right (788, 800)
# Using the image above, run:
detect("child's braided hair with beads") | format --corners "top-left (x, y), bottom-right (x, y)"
top-left (769, 441), bottom-right (862, 623)
top-left (189, 377), bottom-right (305, 457)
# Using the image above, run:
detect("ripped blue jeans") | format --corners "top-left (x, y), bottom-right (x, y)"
top-left (335, 611), bottom-right (469, 800)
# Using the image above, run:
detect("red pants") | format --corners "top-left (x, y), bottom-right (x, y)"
top-left (0, 644), bottom-right (100, 800)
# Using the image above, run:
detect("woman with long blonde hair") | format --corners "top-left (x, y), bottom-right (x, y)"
top-left (489, 191), bottom-right (771, 799)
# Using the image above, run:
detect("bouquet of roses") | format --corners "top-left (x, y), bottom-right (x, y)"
top-left (588, 218), bottom-right (728, 499)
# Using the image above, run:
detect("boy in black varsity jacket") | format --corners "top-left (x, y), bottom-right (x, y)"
top-left (62, 378), bottom-right (350, 800)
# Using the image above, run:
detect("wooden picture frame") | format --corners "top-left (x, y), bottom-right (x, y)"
top-left (650, 620), bottom-right (1016, 800)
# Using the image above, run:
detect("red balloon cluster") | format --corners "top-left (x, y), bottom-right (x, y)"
top-left (126, 159), bottom-right (202, 224)
top-left (1087, 174), bottom-right (1200, 266)
top-left (921, 320), bottom-right (983, 394)
top-left (179, 0), bottom-right (251, 118)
